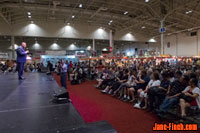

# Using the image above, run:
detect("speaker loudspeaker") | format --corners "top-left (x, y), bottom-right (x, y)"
top-left (53, 87), bottom-right (70, 101)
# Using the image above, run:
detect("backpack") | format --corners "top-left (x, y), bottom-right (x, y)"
top-left (71, 79), bottom-right (79, 85)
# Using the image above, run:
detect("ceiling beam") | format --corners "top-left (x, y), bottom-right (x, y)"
top-left (163, 0), bottom-right (200, 20)
top-left (1, 3), bottom-right (132, 21)
top-left (0, 11), bottom-right (11, 27)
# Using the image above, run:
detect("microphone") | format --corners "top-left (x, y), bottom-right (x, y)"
top-left (26, 48), bottom-right (31, 56)
top-left (26, 48), bottom-right (29, 53)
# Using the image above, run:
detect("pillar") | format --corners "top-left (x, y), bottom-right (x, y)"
top-left (156, 47), bottom-right (158, 56)
top-left (160, 20), bottom-right (164, 55)
top-left (92, 39), bottom-right (95, 56)
top-left (109, 30), bottom-right (114, 56)
top-left (11, 36), bottom-right (15, 60)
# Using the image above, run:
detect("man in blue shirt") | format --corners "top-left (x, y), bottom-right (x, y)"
top-left (16, 42), bottom-right (29, 80)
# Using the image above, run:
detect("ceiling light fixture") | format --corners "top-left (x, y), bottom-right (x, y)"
top-left (79, 4), bottom-right (82, 8)
top-left (31, 21), bottom-right (34, 24)
top-left (27, 12), bottom-right (31, 15)
top-left (141, 26), bottom-right (146, 29)
top-left (124, 11), bottom-right (128, 15)
top-left (28, 15), bottom-right (31, 18)
top-left (145, 0), bottom-right (150, 2)
top-left (185, 10), bottom-right (192, 14)
top-left (72, 15), bottom-right (75, 18)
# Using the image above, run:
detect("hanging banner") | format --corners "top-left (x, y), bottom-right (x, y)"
top-left (167, 42), bottom-right (170, 48)
top-left (109, 46), bottom-right (113, 53)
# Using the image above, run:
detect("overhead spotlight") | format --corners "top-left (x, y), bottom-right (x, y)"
top-left (185, 10), bottom-right (192, 14)
top-left (141, 26), bottom-right (146, 29)
top-left (67, 22), bottom-right (70, 25)
top-left (109, 20), bottom-right (113, 23)
top-left (28, 15), bottom-right (31, 18)
top-left (187, 28), bottom-right (193, 31)
top-left (27, 12), bottom-right (31, 15)
top-left (102, 48), bottom-right (108, 51)
top-left (108, 22), bottom-right (111, 25)
top-left (127, 51), bottom-right (132, 56)
top-left (31, 21), bottom-right (34, 24)
top-left (145, 0), bottom-right (150, 2)
top-left (124, 11), bottom-right (128, 15)
top-left (79, 4), bottom-right (83, 8)
top-left (72, 15), bottom-right (75, 18)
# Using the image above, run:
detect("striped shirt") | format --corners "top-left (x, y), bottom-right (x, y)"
top-left (168, 80), bottom-right (186, 96)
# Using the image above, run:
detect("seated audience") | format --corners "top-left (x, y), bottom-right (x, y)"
top-left (128, 70), bottom-right (150, 103)
top-left (179, 78), bottom-right (200, 118)
top-left (159, 75), bottom-right (189, 113)
top-left (134, 72), bottom-right (160, 109)
top-left (147, 71), bottom-right (171, 111)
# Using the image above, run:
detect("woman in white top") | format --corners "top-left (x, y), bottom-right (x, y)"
top-left (134, 72), bottom-right (161, 109)
top-left (180, 78), bottom-right (200, 118)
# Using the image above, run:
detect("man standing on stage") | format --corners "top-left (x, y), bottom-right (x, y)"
top-left (16, 42), bottom-right (29, 80)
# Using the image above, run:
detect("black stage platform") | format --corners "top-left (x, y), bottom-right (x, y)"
top-left (0, 73), bottom-right (116, 133)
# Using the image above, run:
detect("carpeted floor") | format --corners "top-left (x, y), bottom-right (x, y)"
top-left (54, 75), bottom-right (165, 133)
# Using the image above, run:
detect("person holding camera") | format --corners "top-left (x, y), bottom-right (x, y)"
top-left (16, 42), bottom-right (29, 80)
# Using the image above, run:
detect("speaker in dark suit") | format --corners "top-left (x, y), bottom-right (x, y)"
top-left (16, 42), bottom-right (29, 80)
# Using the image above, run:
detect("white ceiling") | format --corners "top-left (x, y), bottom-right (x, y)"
top-left (0, 0), bottom-right (200, 37)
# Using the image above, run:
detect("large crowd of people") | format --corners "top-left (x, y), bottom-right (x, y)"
top-left (0, 60), bottom-right (43, 74)
top-left (92, 58), bottom-right (200, 121)
top-left (0, 60), bottom-right (17, 73)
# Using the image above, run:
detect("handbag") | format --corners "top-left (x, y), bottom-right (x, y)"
top-left (147, 86), bottom-right (166, 96)
top-left (179, 93), bottom-right (194, 103)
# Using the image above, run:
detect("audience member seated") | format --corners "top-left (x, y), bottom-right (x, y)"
top-left (147, 71), bottom-right (171, 111)
top-left (159, 75), bottom-right (189, 113)
top-left (90, 67), bottom-right (98, 80)
top-left (101, 69), bottom-right (128, 94)
top-left (134, 72), bottom-right (160, 109)
top-left (179, 78), bottom-right (200, 118)
top-left (127, 70), bottom-right (150, 103)
top-left (113, 70), bottom-right (136, 100)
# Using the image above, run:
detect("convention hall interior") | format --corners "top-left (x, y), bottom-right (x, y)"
top-left (0, 0), bottom-right (200, 133)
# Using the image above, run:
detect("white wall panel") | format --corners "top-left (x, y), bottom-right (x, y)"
top-left (0, 22), bottom-right (149, 41)
top-left (177, 33), bottom-right (197, 56)
top-left (164, 35), bottom-right (177, 56)
top-left (198, 30), bottom-right (200, 55)
top-left (164, 29), bottom-right (200, 56)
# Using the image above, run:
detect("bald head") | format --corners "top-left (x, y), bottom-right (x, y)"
top-left (21, 42), bottom-right (27, 48)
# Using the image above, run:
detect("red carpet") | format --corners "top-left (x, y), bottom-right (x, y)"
top-left (54, 75), bottom-right (165, 133)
